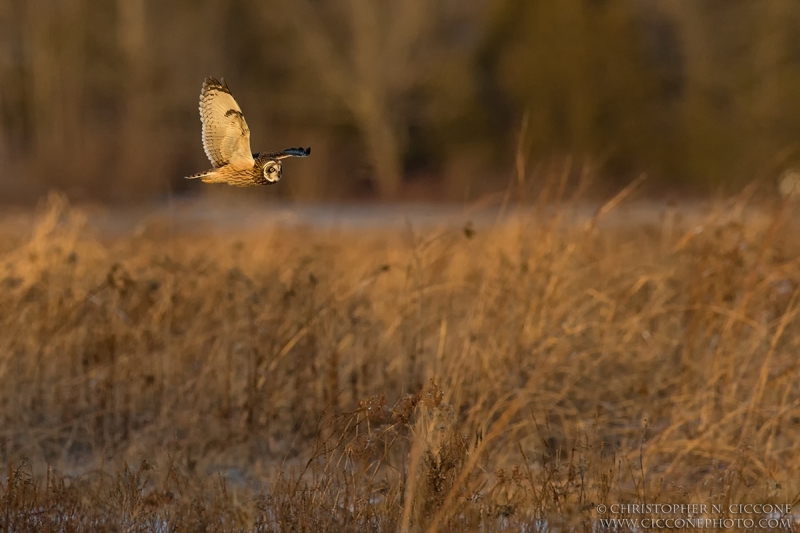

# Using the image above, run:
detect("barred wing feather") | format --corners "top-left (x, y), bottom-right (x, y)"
top-left (199, 77), bottom-right (254, 169)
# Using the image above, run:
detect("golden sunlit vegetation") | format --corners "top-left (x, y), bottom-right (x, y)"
top-left (1, 189), bottom-right (800, 531)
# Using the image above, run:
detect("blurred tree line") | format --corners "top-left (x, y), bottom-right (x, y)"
top-left (1, 0), bottom-right (799, 203)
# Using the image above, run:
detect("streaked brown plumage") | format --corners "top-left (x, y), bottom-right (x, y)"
top-left (185, 77), bottom-right (310, 186)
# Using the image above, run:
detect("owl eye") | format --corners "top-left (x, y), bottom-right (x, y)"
top-left (263, 164), bottom-right (279, 179)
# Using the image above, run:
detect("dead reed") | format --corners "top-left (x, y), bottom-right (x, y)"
top-left (0, 190), bottom-right (799, 531)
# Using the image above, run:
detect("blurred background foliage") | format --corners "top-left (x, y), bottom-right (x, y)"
top-left (1, 0), bottom-right (800, 203)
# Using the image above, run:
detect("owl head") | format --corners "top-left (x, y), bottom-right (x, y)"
top-left (254, 147), bottom-right (310, 185)
top-left (261, 160), bottom-right (282, 183)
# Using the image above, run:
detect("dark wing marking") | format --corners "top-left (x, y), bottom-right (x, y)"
top-left (199, 77), bottom-right (254, 169)
top-left (274, 147), bottom-right (312, 160)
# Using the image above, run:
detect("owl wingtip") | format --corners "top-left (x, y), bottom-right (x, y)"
top-left (271, 147), bottom-right (312, 160)
top-left (202, 76), bottom-right (231, 94)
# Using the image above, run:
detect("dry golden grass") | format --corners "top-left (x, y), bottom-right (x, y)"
top-left (1, 190), bottom-right (800, 531)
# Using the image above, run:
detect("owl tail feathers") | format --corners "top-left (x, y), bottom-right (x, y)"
top-left (184, 169), bottom-right (219, 183)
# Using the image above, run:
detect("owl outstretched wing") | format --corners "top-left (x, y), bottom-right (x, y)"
top-left (199, 77), bottom-right (255, 169)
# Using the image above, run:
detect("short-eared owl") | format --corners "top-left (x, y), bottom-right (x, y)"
top-left (185, 77), bottom-right (310, 186)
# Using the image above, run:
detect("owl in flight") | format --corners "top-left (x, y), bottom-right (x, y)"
top-left (186, 77), bottom-right (310, 186)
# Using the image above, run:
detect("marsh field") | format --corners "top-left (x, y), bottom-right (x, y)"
top-left (1, 187), bottom-right (800, 532)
